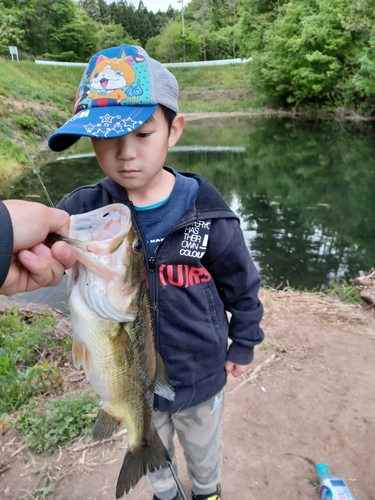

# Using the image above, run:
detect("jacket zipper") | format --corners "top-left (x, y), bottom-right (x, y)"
top-left (129, 205), bottom-right (160, 342)
top-left (130, 204), bottom-right (202, 351)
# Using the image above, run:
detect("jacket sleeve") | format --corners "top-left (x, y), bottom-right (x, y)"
top-left (204, 217), bottom-right (264, 365)
top-left (0, 200), bottom-right (14, 288)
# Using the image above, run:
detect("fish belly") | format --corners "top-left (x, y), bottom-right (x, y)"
top-left (69, 281), bottom-right (151, 443)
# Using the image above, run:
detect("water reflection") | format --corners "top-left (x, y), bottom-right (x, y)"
top-left (2, 116), bottom-right (375, 291)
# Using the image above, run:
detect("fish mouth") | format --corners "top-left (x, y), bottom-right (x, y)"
top-left (45, 213), bottom-right (132, 249)
top-left (46, 232), bottom-right (81, 246)
top-left (46, 233), bottom-right (103, 248)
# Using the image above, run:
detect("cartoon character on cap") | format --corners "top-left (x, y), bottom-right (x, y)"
top-left (87, 54), bottom-right (136, 101)
top-left (123, 45), bottom-right (146, 64)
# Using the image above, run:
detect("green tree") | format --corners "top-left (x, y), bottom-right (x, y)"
top-left (104, 0), bottom-right (176, 47)
top-left (99, 22), bottom-right (126, 49)
top-left (211, 0), bottom-right (234, 29)
top-left (352, 32), bottom-right (375, 102)
top-left (0, 3), bottom-right (25, 56)
top-left (22, 0), bottom-right (77, 55)
top-left (205, 24), bottom-right (239, 60)
top-left (97, 0), bottom-right (110, 23)
top-left (184, 0), bottom-right (239, 60)
top-left (145, 35), bottom-right (161, 58)
top-left (16, 0), bottom-right (100, 59)
top-left (238, 0), bottom-right (375, 111)
top-left (79, 0), bottom-right (101, 21)
top-left (1, 0), bottom-right (19, 6)
top-left (149, 20), bottom-right (201, 62)
top-left (53, 9), bottom-right (100, 60)
top-left (343, 0), bottom-right (375, 111)
top-left (136, 6), bottom-right (156, 46)
top-left (80, 0), bottom-right (110, 23)
top-left (107, 0), bottom-right (140, 42)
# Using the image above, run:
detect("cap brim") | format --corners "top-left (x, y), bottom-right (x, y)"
top-left (48, 104), bottom-right (158, 152)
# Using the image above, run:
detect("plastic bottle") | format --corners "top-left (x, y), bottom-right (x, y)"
top-left (316, 463), bottom-right (356, 500)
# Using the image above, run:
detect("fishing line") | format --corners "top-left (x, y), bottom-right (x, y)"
top-left (167, 457), bottom-right (189, 500)
top-left (22, 142), bottom-right (55, 208)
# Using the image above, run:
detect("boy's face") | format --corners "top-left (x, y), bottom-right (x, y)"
top-left (91, 107), bottom-right (184, 196)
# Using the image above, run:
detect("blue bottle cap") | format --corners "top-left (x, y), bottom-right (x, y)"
top-left (316, 463), bottom-right (330, 479)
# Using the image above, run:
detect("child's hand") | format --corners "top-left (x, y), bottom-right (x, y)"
top-left (225, 360), bottom-right (251, 378)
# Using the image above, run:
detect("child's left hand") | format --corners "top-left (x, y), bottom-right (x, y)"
top-left (225, 360), bottom-right (251, 377)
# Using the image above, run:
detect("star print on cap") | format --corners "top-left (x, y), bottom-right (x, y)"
top-left (48, 44), bottom-right (179, 152)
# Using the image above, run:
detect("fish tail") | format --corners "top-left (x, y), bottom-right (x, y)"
top-left (116, 425), bottom-right (168, 498)
top-left (92, 408), bottom-right (120, 441)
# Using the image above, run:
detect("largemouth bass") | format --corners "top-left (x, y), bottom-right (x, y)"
top-left (51, 204), bottom-right (174, 498)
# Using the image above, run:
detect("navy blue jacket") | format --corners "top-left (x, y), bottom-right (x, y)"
top-left (58, 171), bottom-right (264, 412)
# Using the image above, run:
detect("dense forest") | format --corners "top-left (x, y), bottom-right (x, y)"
top-left (1, 0), bottom-right (374, 112)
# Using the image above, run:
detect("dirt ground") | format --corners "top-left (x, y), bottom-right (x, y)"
top-left (1, 288), bottom-right (375, 500)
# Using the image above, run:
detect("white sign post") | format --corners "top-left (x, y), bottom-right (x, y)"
top-left (9, 46), bottom-right (19, 62)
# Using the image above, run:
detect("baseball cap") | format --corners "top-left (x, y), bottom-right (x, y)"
top-left (48, 44), bottom-right (179, 152)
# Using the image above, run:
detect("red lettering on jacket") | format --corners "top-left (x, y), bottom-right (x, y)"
top-left (159, 264), bottom-right (211, 288)
top-left (167, 264), bottom-right (184, 286)
top-left (159, 264), bottom-right (167, 286)
top-left (189, 267), bottom-right (204, 286)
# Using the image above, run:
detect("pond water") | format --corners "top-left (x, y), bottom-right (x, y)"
top-left (2, 115), bottom-right (375, 296)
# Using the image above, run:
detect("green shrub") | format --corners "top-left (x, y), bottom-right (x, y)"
top-left (14, 115), bottom-right (38, 130)
top-left (0, 307), bottom-right (67, 413)
top-left (40, 51), bottom-right (79, 62)
top-left (15, 393), bottom-right (99, 453)
top-left (322, 278), bottom-right (362, 304)
top-left (239, 0), bottom-right (375, 111)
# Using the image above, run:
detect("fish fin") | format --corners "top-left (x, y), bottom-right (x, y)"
top-left (154, 353), bottom-right (175, 401)
top-left (116, 424), bottom-right (168, 498)
top-left (66, 265), bottom-right (75, 294)
top-left (92, 408), bottom-right (121, 441)
top-left (117, 323), bottom-right (135, 365)
top-left (72, 339), bottom-right (85, 370)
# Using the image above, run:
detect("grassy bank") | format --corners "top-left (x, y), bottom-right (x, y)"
top-left (0, 306), bottom-right (98, 457)
top-left (0, 60), bottom-right (82, 179)
top-left (0, 58), bottom-right (260, 180)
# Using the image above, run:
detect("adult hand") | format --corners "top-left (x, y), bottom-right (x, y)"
top-left (225, 360), bottom-right (252, 378)
top-left (0, 200), bottom-right (76, 296)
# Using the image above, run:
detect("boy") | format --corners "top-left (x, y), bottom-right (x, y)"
top-left (48, 45), bottom-right (264, 500)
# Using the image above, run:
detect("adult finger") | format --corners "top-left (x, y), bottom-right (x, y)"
top-left (50, 241), bottom-right (77, 270)
top-left (44, 207), bottom-right (71, 237)
top-left (18, 244), bottom-right (66, 289)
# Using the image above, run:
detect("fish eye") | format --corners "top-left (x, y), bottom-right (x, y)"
top-left (132, 238), bottom-right (142, 254)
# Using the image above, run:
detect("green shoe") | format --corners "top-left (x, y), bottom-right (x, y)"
top-left (192, 485), bottom-right (221, 500)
